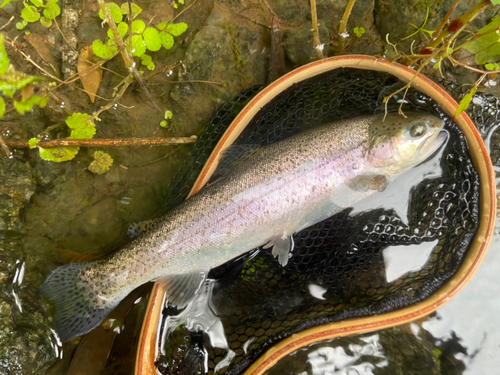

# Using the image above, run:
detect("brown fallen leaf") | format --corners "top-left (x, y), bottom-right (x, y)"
top-left (77, 46), bottom-right (103, 103)
top-left (24, 33), bottom-right (61, 78)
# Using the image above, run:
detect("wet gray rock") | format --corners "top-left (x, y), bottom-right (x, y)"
top-left (283, 20), bottom-right (330, 66)
top-left (0, 156), bottom-right (36, 232)
top-left (0, 233), bottom-right (55, 375)
top-left (170, 3), bottom-right (268, 136)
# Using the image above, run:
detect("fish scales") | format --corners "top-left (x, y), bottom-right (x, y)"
top-left (40, 113), bottom-right (447, 342)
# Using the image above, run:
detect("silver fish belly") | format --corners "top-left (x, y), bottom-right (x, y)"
top-left (40, 113), bottom-right (447, 342)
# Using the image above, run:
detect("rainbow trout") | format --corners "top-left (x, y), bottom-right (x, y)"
top-left (40, 113), bottom-right (447, 342)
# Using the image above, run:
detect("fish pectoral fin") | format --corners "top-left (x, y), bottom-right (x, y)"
top-left (210, 144), bottom-right (262, 182)
top-left (347, 174), bottom-right (388, 192)
top-left (156, 271), bottom-right (208, 309)
top-left (265, 234), bottom-right (294, 267)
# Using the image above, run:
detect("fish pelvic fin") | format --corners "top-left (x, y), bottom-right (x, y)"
top-left (263, 234), bottom-right (294, 266)
top-left (156, 271), bottom-right (208, 309)
top-left (39, 261), bottom-right (119, 343)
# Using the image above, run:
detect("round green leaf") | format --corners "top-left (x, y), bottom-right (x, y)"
top-left (39, 146), bottom-right (79, 162)
top-left (143, 27), bottom-right (161, 52)
top-left (40, 16), bottom-right (53, 28)
top-left (120, 3), bottom-right (142, 17)
top-left (160, 32), bottom-right (174, 50)
top-left (98, 3), bottom-right (122, 23)
top-left (127, 35), bottom-right (146, 57)
top-left (21, 4), bottom-right (41, 23)
top-left (0, 34), bottom-right (9, 75)
top-left (132, 19), bottom-right (145, 34)
top-left (89, 151), bottom-right (113, 174)
top-left (92, 39), bottom-right (118, 59)
top-left (0, 97), bottom-right (5, 119)
top-left (166, 22), bottom-right (188, 37)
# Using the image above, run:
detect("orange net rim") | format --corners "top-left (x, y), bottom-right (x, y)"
top-left (135, 55), bottom-right (497, 375)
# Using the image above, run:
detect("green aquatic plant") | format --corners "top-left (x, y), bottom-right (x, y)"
top-left (384, 0), bottom-right (500, 117)
top-left (0, 34), bottom-right (48, 119)
top-left (89, 151), bottom-right (113, 174)
top-left (16, 0), bottom-right (61, 29)
top-left (92, 1), bottom-right (188, 71)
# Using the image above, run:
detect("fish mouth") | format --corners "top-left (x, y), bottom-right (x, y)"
top-left (418, 129), bottom-right (449, 158)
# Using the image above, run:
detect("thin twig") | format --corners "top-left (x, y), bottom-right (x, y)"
top-left (310, 0), bottom-right (323, 59)
top-left (164, 79), bottom-right (225, 86)
top-left (338, 0), bottom-right (357, 54)
top-left (89, 75), bottom-right (134, 122)
top-left (434, 0), bottom-right (462, 37)
top-left (0, 135), bottom-right (11, 157)
top-left (0, 16), bottom-right (14, 32)
top-left (448, 55), bottom-right (500, 74)
top-left (5, 137), bottom-right (198, 148)
top-left (172, 0), bottom-right (199, 22)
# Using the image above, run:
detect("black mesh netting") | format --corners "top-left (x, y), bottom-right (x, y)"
top-left (156, 69), bottom-right (481, 375)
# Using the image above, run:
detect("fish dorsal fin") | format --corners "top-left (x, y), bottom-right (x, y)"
top-left (263, 234), bottom-right (294, 266)
top-left (156, 271), bottom-right (208, 309)
top-left (210, 144), bottom-right (261, 182)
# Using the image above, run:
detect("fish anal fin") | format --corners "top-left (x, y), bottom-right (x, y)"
top-left (210, 144), bottom-right (261, 182)
top-left (265, 234), bottom-right (294, 267)
top-left (156, 271), bottom-right (208, 309)
top-left (348, 174), bottom-right (388, 192)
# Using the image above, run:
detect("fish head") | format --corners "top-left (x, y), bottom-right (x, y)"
top-left (366, 113), bottom-right (448, 175)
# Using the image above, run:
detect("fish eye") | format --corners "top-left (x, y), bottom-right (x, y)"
top-left (409, 122), bottom-right (427, 138)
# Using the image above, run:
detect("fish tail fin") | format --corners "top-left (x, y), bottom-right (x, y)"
top-left (40, 261), bottom-right (118, 343)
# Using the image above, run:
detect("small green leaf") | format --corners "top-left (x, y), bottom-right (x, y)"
top-left (160, 31), bottom-right (174, 50)
top-left (98, 2), bottom-right (122, 24)
top-left (455, 87), bottom-right (477, 117)
top-left (28, 138), bottom-right (37, 149)
top-left (39, 146), bottom-right (79, 162)
top-left (21, 4), bottom-right (41, 23)
top-left (157, 21), bottom-right (168, 31)
top-left (117, 22), bottom-right (129, 38)
top-left (159, 120), bottom-right (167, 127)
top-left (40, 16), bottom-right (52, 27)
top-left (164, 110), bottom-right (173, 120)
top-left (464, 16), bottom-right (500, 65)
top-left (140, 54), bottom-right (152, 65)
top-left (127, 34), bottom-right (146, 57)
top-left (29, 0), bottom-right (44, 7)
top-left (353, 26), bottom-right (365, 38)
top-left (143, 27), bottom-right (161, 52)
top-left (485, 62), bottom-right (499, 71)
top-left (13, 95), bottom-right (49, 115)
top-left (25, 31), bottom-right (31, 35)
top-left (22, 20), bottom-right (28, 26)
top-left (44, 0), bottom-right (60, 20)
top-left (146, 62), bottom-right (155, 70)
top-left (179, 0), bottom-right (184, 4)
top-left (166, 22), bottom-right (188, 36)
top-left (120, 2), bottom-right (142, 17)
top-left (0, 34), bottom-right (9, 75)
top-left (66, 113), bottom-right (96, 139)
top-left (132, 19), bottom-right (145, 34)
top-left (492, 0), bottom-right (500, 4)
top-left (447, 47), bottom-right (453, 55)
top-left (433, 60), bottom-right (440, 69)
top-left (107, 23), bottom-right (128, 39)
top-left (0, 97), bottom-right (5, 119)
top-left (16, 22), bottom-right (26, 30)
top-left (1, 0), bottom-right (18, 8)
top-left (89, 151), bottom-right (113, 174)
top-left (92, 39), bottom-right (118, 59)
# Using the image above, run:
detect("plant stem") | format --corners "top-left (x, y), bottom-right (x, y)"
top-left (420, 0), bottom-right (490, 54)
top-left (433, 0), bottom-right (462, 37)
top-left (310, 0), bottom-right (323, 59)
top-left (0, 135), bottom-right (11, 157)
top-left (338, 0), bottom-right (357, 53)
top-left (5, 137), bottom-right (198, 149)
